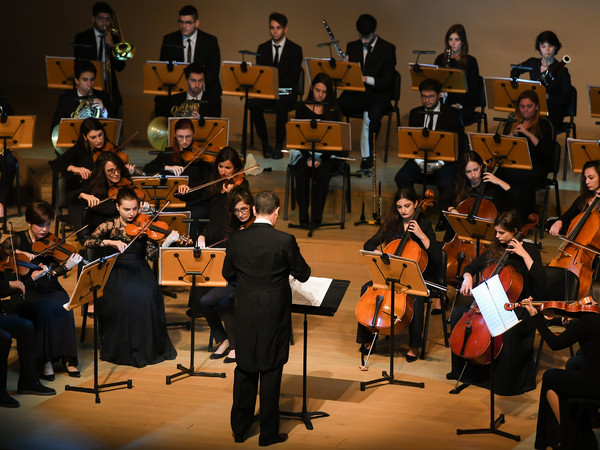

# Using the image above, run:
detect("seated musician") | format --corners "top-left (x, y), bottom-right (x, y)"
top-left (394, 78), bottom-right (465, 195)
top-left (154, 63), bottom-right (220, 118)
top-left (293, 73), bottom-right (345, 228)
top-left (433, 24), bottom-right (480, 126)
top-left (83, 187), bottom-right (178, 367)
top-left (357, 187), bottom-right (442, 362)
top-left (449, 210), bottom-right (545, 395)
top-left (522, 281), bottom-right (600, 450)
top-left (248, 12), bottom-right (303, 159)
top-left (510, 31), bottom-right (571, 133)
top-left (0, 99), bottom-right (18, 222)
top-left (51, 60), bottom-right (110, 131)
top-left (549, 160), bottom-right (600, 237)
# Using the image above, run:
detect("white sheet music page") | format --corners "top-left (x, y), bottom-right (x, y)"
top-left (290, 276), bottom-right (332, 307)
top-left (471, 274), bottom-right (520, 337)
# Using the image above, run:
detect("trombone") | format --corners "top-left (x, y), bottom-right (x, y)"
top-left (106, 11), bottom-right (135, 61)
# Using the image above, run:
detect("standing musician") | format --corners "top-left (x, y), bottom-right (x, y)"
top-left (433, 24), bottom-right (480, 126)
top-left (449, 210), bottom-right (545, 395)
top-left (357, 187), bottom-right (442, 362)
top-left (2, 201), bottom-right (83, 382)
top-left (83, 187), bottom-right (178, 367)
top-left (337, 14), bottom-right (396, 172)
top-left (249, 12), bottom-right (303, 160)
top-left (73, 2), bottom-right (126, 116)
top-left (510, 31), bottom-right (572, 133)
top-left (522, 282), bottom-right (600, 450)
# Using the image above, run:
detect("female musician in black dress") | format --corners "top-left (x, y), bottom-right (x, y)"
top-left (293, 73), bottom-right (345, 227)
top-left (433, 24), bottom-right (480, 125)
top-left (83, 187), bottom-right (178, 367)
top-left (3, 201), bottom-right (83, 380)
top-left (449, 210), bottom-right (545, 395)
top-left (357, 187), bottom-right (442, 361)
top-left (510, 30), bottom-right (571, 132)
top-left (523, 281), bottom-right (600, 450)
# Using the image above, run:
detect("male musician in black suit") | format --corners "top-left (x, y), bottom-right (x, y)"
top-left (154, 63), bottom-right (221, 118)
top-left (159, 5), bottom-right (222, 110)
top-left (337, 14), bottom-right (396, 172)
top-left (223, 191), bottom-right (311, 446)
top-left (249, 12), bottom-right (303, 159)
top-left (73, 2), bottom-right (126, 117)
top-left (51, 60), bottom-right (111, 131)
top-left (394, 78), bottom-right (465, 194)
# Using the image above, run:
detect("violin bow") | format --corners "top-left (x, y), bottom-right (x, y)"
top-left (112, 131), bottom-right (139, 153)
top-left (123, 201), bottom-right (171, 253)
top-left (181, 126), bottom-right (225, 173)
top-left (178, 164), bottom-right (261, 197)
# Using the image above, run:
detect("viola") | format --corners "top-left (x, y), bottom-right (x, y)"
top-left (125, 213), bottom-right (193, 244)
top-left (31, 234), bottom-right (89, 264)
top-left (92, 141), bottom-right (129, 164)
top-left (505, 297), bottom-right (600, 318)
top-left (107, 178), bottom-right (145, 200)
top-left (0, 249), bottom-right (56, 278)
top-left (180, 141), bottom-right (218, 163)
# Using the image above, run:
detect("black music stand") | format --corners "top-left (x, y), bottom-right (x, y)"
top-left (160, 247), bottom-right (227, 384)
top-left (358, 251), bottom-right (428, 391)
top-left (63, 254), bottom-right (132, 403)
top-left (280, 277), bottom-right (349, 430)
top-left (285, 119), bottom-right (350, 237)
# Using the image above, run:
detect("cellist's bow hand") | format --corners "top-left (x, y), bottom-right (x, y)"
top-left (521, 297), bottom-right (537, 316)
top-left (459, 273), bottom-right (473, 296)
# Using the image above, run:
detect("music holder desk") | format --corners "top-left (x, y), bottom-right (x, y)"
top-left (409, 64), bottom-right (467, 93)
top-left (305, 58), bottom-right (364, 96)
top-left (286, 119), bottom-right (350, 237)
top-left (63, 255), bottom-right (132, 403)
top-left (222, 62), bottom-right (278, 159)
top-left (46, 56), bottom-right (104, 91)
top-left (132, 175), bottom-right (188, 210)
top-left (586, 85), bottom-right (600, 118)
top-left (167, 117), bottom-right (229, 149)
top-left (567, 138), bottom-right (600, 174)
top-left (160, 247), bottom-right (227, 384)
top-left (359, 251), bottom-right (428, 391)
top-left (143, 61), bottom-right (187, 96)
top-left (56, 118), bottom-right (121, 150)
top-left (484, 77), bottom-right (548, 115)
top-left (398, 127), bottom-right (457, 197)
top-left (444, 211), bottom-right (495, 267)
top-left (468, 132), bottom-right (532, 171)
top-left (280, 277), bottom-right (349, 430)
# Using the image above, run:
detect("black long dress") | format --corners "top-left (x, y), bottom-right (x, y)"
top-left (84, 218), bottom-right (176, 367)
top-left (448, 242), bottom-right (546, 395)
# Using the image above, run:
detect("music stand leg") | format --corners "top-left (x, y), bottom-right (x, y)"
top-left (280, 313), bottom-right (328, 430)
top-left (241, 89), bottom-right (250, 161)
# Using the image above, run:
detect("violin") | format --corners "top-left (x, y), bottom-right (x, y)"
top-left (180, 141), bottom-right (218, 163)
top-left (0, 249), bottom-right (56, 278)
top-left (107, 178), bottom-right (145, 201)
top-left (92, 131), bottom-right (139, 165)
top-left (505, 296), bottom-right (600, 318)
top-left (31, 234), bottom-right (89, 265)
top-left (125, 213), bottom-right (193, 244)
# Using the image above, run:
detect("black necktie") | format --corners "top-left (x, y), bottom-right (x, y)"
top-left (186, 38), bottom-right (192, 63)
top-left (364, 45), bottom-right (372, 67)
top-left (98, 35), bottom-right (105, 61)
top-left (273, 45), bottom-right (281, 67)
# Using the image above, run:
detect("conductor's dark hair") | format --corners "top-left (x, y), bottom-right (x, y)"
top-left (255, 191), bottom-right (280, 215)
top-left (93, 2), bottom-right (112, 16)
top-left (535, 31), bottom-right (562, 53)
top-left (419, 78), bottom-right (443, 94)
top-left (184, 63), bottom-right (205, 79)
top-left (356, 14), bottom-right (377, 36)
top-left (26, 201), bottom-right (54, 226)
top-left (269, 12), bottom-right (288, 27)
top-left (116, 187), bottom-right (139, 205)
top-left (179, 5), bottom-right (198, 20)
top-left (75, 60), bottom-right (97, 79)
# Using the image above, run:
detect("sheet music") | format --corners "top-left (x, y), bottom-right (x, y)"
top-left (471, 275), bottom-right (519, 337)
top-left (290, 276), bottom-right (332, 307)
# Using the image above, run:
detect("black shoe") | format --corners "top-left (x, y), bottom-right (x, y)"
top-left (271, 144), bottom-right (283, 160)
top-left (224, 356), bottom-right (236, 364)
top-left (185, 308), bottom-right (203, 319)
top-left (234, 433), bottom-right (246, 443)
top-left (210, 349), bottom-right (229, 360)
top-left (40, 373), bottom-right (55, 382)
top-left (18, 381), bottom-right (56, 396)
top-left (431, 308), bottom-right (442, 316)
top-left (435, 217), bottom-right (448, 232)
top-left (360, 157), bottom-right (373, 170)
top-left (259, 433), bottom-right (288, 446)
top-left (0, 392), bottom-right (19, 408)
top-left (262, 140), bottom-right (273, 158)
top-left (446, 372), bottom-right (458, 380)
top-left (64, 363), bottom-right (81, 378)
top-left (406, 354), bottom-right (418, 363)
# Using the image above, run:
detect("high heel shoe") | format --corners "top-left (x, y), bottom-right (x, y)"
top-left (40, 373), bottom-right (55, 382)
top-left (209, 340), bottom-right (230, 359)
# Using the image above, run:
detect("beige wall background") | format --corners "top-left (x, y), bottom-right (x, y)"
top-left (1, 0), bottom-right (598, 145)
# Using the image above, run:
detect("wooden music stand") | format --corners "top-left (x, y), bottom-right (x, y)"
top-left (567, 138), bottom-right (600, 174)
top-left (167, 117), bottom-right (229, 149)
top-left (63, 255), bottom-right (132, 403)
top-left (132, 175), bottom-right (188, 210)
top-left (397, 126), bottom-right (457, 197)
top-left (55, 118), bottom-right (121, 149)
top-left (586, 85), bottom-right (600, 118)
top-left (158, 211), bottom-right (191, 236)
top-left (443, 211), bottom-right (495, 268)
top-left (143, 60), bottom-right (187, 96)
top-left (408, 64), bottom-right (467, 93)
top-left (305, 58), bottom-right (365, 96)
top-left (468, 132), bottom-right (532, 171)
top-left (359, 250), bottom-right (428, 391)
top-left (222, 62), bottom-right (278, 159)
top-left (46, 56), bottom-right (104, 91)
top-left (159, 247), bottom-right (227, 384)
top-left (483, 77), bottom-right (548, 115)
top-left (286, 119), bottom-right (350, 237)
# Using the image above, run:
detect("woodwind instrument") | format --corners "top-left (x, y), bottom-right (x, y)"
top-left (322, 19), bottom-right (346, 60)
top-left (539, 55), bottom-right (570, 87)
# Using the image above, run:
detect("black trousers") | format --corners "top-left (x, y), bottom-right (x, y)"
top-left (249, 96), bottom-right (297, 146)
top-left (337, 92), bottom-right (387, 156)
top-left (0, 313), bottom-right (36, 392)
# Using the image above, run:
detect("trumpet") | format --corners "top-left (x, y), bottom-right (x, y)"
top-left (105, 11), bottom-right (135, 61)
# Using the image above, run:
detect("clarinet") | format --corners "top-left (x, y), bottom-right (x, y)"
top-left (322, 19), bottom-right (346, 60)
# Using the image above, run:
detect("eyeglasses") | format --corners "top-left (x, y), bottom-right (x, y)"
top-left (178, 20), bottom-right (195, 26)
top-left (106, 168), bottom-right (120, 175)
top-left (421, 94), bottom-right (437, 100)
top-left (233, 206), bottom-right (249, 215)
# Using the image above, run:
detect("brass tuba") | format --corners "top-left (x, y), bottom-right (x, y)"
top-left (108, 12), bottom-right (135, 61)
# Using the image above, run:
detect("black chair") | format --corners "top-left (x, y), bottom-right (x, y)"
top-left (51, 170), bottom-right (72, 240)
top-left (566, 397), bottom-right (600, 450)
top-left (536, 140), bottom-right (562, 240)
top-left (421, 248), bottom-right (450, 359)
top-left (465, 75), bottom-right (488, 133)
top-left (344, 70), bottom-right (401, 163)
top-left (555, 86), bottom-right (577, 181)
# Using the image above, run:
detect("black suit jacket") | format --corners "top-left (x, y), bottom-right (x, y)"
top-left (409, 104), bottom-right (466, 154)
top-left (51, 88), bottom-right (112, 131)
top-left (222, 222), bottom-right (311, 372)
top-left (346, 37), bottom-right (396, 99)
top-left (154, 91), bottom-right (221, 118)
top-left (256, 39), bottom-right (303, 91)
top-left (160, 30), bottom-right (222, 97)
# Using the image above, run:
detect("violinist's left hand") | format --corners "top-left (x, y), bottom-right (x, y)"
top-left (65, 253), bottom-right (83, 271)
top-left (126, 164), bottom-right (136, 175)
top-left (162, 230), bottom-right (180, 248)
top-left (506, 238), bottom-right (528, 259)
top-left (521, 297), bottom-right (537, 316)
top-left (222, 181), bottom-right (235, 193)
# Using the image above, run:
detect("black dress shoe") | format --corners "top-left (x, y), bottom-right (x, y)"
top-left (210, 349), bottom-right (228, 360)
top-left (185, 308), bottom-right (203, 319)
top-left (224, 356), bottom-right (236, 364)
top-left (18, 381), bottom-right (56, 396)
top-left (234, 433), bottom-right (246, 443)
top-left (0, 392), bottom-right (20, 408)
top-left (360, 157), bottom-right (374, 170)
top-left (40, 373), bottom-right (55, 382)
top-left (446, 372), bottom-right (458, 380)
top-left (406, 354), bottom-right (418, 363)
top-left (259, 433), bottom-right (288, 446)
top-left (262, 140), bottom-right (273, 158)
top-left (431, 308), bottom-right (442, 316)
top-left (64, 364), bottom-right (81, 378)
top-left (271, 145), bottom-right (283, 160)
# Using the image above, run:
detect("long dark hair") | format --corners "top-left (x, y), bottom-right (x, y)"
top-left (444, 24), bottom-right (469, 67)
top-left (304, 73), bottom-right (340, 120)
top-left (453, 151), bottom-right (484, 205)
top-left (172, 118), bottom-right (195, 162)
top-left (209, 146), bottom-right (243, 195)
top-left (88, 151), bottom-right (131, 199)
top-left (224, 186), bottom-right (254, 238)
top-left (577, 160), bottom-right (600, 211)
top-left (514, 90), bottom-right (541, 137)
top-left (486, 210), bottom-right (522, 260)
top-left (76, 117), bottom-right (104, 151)
top-left (379, 188), bottom-right (419, 244)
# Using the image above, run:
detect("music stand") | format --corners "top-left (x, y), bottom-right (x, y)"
top-left (484, 77), bottom-right (548, 115)
top-left (443, 211), bottom-right (495, 264)
top-left (586, 85), bottom-right (600, 118)
top-left (132, 175), bottom-right (188, 210)
top-left (468, 132), bottom-right (532, 171)
top-left (46, 56), bottom-right (104, 91)
top-left (568, 138), bottom-right (600, 174)
top-left (408, 64), bottom-right (467, 93)
top-left (63, 254), bottom-right (132, 403)
top-left (305, 58), bottom-right (365, 96)
top-left (358, 250), bottom-right (428, 391)
top-left (56, 118), bottom-right (121, 150)
top-left (222, 62), bottom-right (278, 159)
top-left (0, 115), bottom-right (35, 226)
top-left (143, 61), bottom-right (187, 96)
top-left (397, 126), bottom-right (457, 197)
top-left (286, 119), bottom-right (350, 237)
top-left (159, 247), bottom-right (227, 384)
top-left (167, 117), bottom-right (229, 150)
